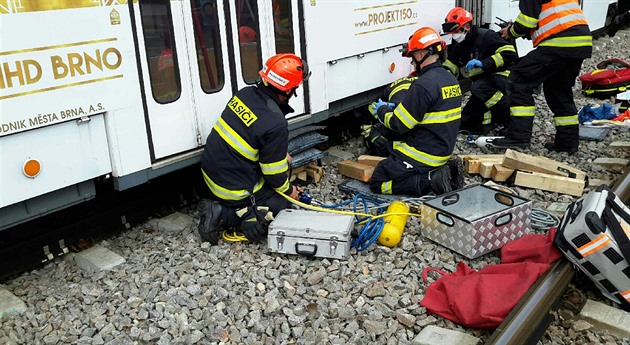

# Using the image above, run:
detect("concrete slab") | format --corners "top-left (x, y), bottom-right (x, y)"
top-left (0, 288), bottom-right (27, 318)
top-left (74, 245), bottom-right (126, 272)
top-left (412, 325), bottom-right (480, 345)
top-left (322, 148), bottom-right (354, 164)
top-left (579, 299), bottom-right (630, 339)
top-left (148, 212), bottom-right (195, 232)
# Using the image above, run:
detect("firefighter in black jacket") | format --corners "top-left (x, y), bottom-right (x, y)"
top-left (368, 27), bottom-right (462, 196)
top-left (442, 7), bottom-right (517, 134)
top-left (197, 53), bottom-right (309, 244)
top-left (492, 0), bottom-right (592, 153)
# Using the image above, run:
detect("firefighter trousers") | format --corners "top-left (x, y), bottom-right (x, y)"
top-left (210, 185), bottom-right (292, 228)
top-left (505, 48), bottom-right (583, 148)
top-left (369, 155), bottom-right (433, 196)
top-left (461, 74), bottom-right (510, 133)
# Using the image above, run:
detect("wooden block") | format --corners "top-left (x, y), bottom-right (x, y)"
top-left (593, 158), bottom-right (629, 169)
top-left (289, 166), bottom-right (306, 182)
top-left (490, 164), bottom-right (515, 182)
top-left (609, 141), bottom-right (630, 149)
top-left (460, 154), bottom-right (505, 161)
top-left (502, 149), bottom-right (587, 180)
top-left (337, 160), bottom-right (374, 182)
top-left (479, 162), bottom-right (494, 178)
top-left (514, 171), bottom-right (585, 197)
top-left (461, 154), bottom-right (504, 174)
top-left (357, 155), bottom-right (386, 167)
top-left (306, 166), bottom-right (324, 183)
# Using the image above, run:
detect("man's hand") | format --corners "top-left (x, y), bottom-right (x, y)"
top-left (368, 99), bottom-right (391, 118)
top-left (286, 153), bottom-right (292, 164)
top-left (289, 185), bottom-right (303, 200)
top-left (466, 59), bottom-right (483, 70)
top-left (499, 26), bottom-right (511, 40)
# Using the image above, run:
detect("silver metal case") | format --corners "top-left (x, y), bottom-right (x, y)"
top-left (420, 184), bottom-right (532, 259)
top-left (267, 209), bottom-right (354, 260)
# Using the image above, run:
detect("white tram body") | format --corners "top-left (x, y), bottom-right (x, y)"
top-left (0, 0), bottom-right (622, 230)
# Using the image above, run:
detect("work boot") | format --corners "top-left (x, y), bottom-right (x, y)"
top-left (544, 141), bottom-right (578, 154)
top-left (447, 157), bottom-right (464, 191)
top-left (490, 137), bottom-right (530, 149)
top-left (197, 199), bottom-right (223, 245)
top-left (428, 164), bottom-right (452, 196)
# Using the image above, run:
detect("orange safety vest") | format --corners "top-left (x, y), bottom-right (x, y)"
top-left (531, 0), bottom-right (588, 46)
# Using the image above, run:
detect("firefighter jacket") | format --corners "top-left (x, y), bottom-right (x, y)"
top-left (443, 25), bottom-right (517, 80)
top-left (374, 62), bottom-right (462, 171)
top-left (382, 75), bottom-right (418, 104)
top-left (201, 84), bottom-right (293, 202)
top-left (509, 0), bottom-right (591, 57)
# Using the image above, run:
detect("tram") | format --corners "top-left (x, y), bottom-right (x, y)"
top-left (0, 0), bottom-right (625, 231)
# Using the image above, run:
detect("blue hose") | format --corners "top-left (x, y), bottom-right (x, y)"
top-left (351, 194), bottom-right (384, 251)
top-left (315, 194), bottom-right (385, 251)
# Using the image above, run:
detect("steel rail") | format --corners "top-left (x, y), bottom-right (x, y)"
top-left (487, 167), bottom-right (630, 344)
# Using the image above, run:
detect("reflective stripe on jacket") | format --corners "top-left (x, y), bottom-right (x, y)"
top-left (383, 76), bottom-right (418, 104)
top-left (531, 0), bottom-right (588, 46)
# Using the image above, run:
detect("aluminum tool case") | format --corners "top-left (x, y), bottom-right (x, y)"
top-left (267, 209), bottom-right (354, 260)
top-left (420, 184), bottom-right (532, 259)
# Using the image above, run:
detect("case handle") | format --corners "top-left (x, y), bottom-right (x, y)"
top-left (494, 193), bottom-right (514, 206)
top-left (436, 212), bottom-right (455, 227)
top-left (295, 243), bottom-right (318, 257)
top-left (441, 193), bottom-right (459, 206)
top-left (494, 213), bottom-right (512, 227)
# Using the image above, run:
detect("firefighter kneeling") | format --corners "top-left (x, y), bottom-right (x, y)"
top-left (197, 53), bottom-right (310, 244)
top-left (367, 27), bottom-right (463, 197)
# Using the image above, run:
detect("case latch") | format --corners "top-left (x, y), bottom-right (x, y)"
top-left (277, 231), bottom-right (284, 250)
top-left (330, 236), bottom-right (338, 256)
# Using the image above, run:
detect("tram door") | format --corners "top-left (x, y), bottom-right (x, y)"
top-left (135, 0), bottom-right (305, 161)
top-left (135, 0), bottom-right (233, 160)
top-left (228, 0), bottom-right (307, 117)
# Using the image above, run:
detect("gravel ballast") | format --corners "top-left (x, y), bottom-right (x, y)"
top-left (2, 31), bottom-right (630, 345)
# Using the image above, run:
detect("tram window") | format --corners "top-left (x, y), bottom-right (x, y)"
top-left (273, 0), bottom-right (294, 54)
top-left (236, 0), bottom-right (263, 84)
top-left (139, 0), bottom-right (181, 104)
top-left (191, 0), bottom-right (225, 93)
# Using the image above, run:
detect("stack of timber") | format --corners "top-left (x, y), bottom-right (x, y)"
top-left (461, 149), bottom-right (588, 197)
top-left (290, 162), bottom-right (324, 183)
top-left (337, 155), bottom-right (386, 182)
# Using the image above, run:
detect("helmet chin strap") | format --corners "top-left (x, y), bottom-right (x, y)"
top-left (412, 48), bottom-right (433, 71)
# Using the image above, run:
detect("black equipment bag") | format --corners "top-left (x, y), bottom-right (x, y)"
top-left (555, 185), bottom-right (630, 311)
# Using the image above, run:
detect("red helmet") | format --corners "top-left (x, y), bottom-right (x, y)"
top-left (442, 7), bottom-right (473, 34)
top-left (403, 27), bottom-right (446, 57)
top-left (259, 53), bottom-right (310, 92)
top-left (238, 26), bottom-right (257, 43)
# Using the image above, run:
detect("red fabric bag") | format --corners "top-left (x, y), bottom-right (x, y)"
top-left (419, 229), bottom-right (562, 329)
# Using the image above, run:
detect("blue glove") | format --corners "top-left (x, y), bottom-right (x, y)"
top-left (368, 99), bottom-right (393, 117)
top-left (466, 59), bottom-right (483, 70)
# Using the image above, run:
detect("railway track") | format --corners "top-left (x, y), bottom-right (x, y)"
top-left (487, 169), bottom-right (630, 345)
